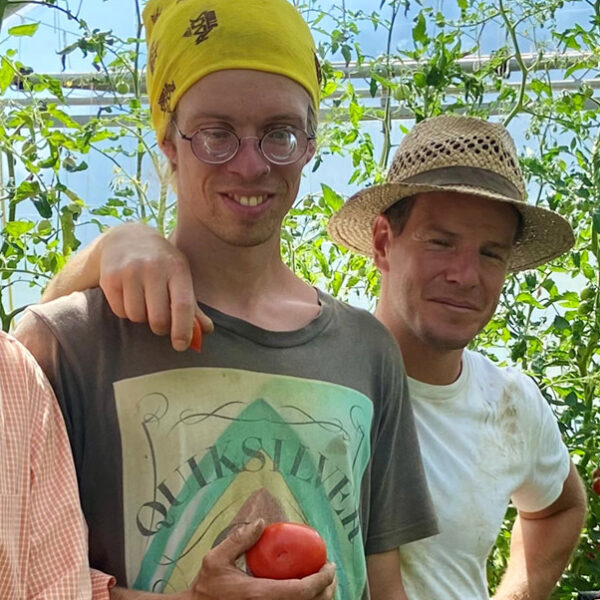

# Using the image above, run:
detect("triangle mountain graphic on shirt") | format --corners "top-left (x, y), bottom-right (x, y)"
top-left (114, 368), bottom-right (372, 599)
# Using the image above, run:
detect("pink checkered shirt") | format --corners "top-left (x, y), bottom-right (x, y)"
top-left (0, 332), bottom-right (113, 598)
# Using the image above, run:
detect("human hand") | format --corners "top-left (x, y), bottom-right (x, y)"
top-left (190, 520), bottom-right (337, 600)
top-left (97, 223), bottom-right (213, 351)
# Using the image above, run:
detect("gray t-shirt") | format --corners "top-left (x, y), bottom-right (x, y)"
top-left (17, 287), bottom-right (437, 598)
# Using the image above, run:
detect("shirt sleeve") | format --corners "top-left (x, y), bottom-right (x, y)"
top-left (365, 344), bottom-right (439, 555)
top-left (510, 373), bottom-right (571, 513)
top-left (25, 349), bottom-right (93, 599)
top-left (91, 569), bottom-right (116, 599)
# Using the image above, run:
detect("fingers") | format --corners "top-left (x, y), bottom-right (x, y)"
top-left (252, 563), bottom-right (337, 600)
top-left (217, 519), bottom-right (265, 562)
top-left (317, 565), bottom-right (338, 600)
top-left (168, 263), bottom-right (198, 351)
top-left (96, 225), bottom-right (216, 350)
top-left (300, 562), bottom-right (337, 600)
top-left (100, 274), bottom-right (128, 319)
top-left (144, 275), bottom-right (173, 336)
top-left (194, 526), bottom-right (336, 600)
top-left (196, 307), bottom-right (214, 334)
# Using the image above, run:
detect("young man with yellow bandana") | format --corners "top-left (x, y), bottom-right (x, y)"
top-left (16, 1), bottom-right (438, 598)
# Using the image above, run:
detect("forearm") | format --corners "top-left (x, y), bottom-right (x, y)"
top-left (41, 233), bottom-right (104, 301)
top-left (366, 550), bottom-right (408, 600)
top-left (493, 505), bottom-right (586, 600)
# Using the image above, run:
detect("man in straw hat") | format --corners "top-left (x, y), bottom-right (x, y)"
top-left (327, 114), bottom-right (587, 599)
top-left (16, 0), bottom-right (438, 598)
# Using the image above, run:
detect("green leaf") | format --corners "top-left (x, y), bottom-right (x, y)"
top-left (341, 45), bottom-right (352, 66)
top-left (510, 339), bottom-right (527, 362)
top-left (8, 22), bottom-right (39, 37)
top-left (4, 220), bottom-right (34, 236)
top-left (32, 194), bottom-right (52, 219)
top-left (64, 159), bottom-right (88, 173)
top-left (0, 57), bottom-right (12, 93)
top-left (369, 78), bottom-right (378, 98)
top-left (425, 66), bottom-right (443, 87)
top-left (515, 292), bottom-right (544, 309)
top-left (47, 106), bottom-right (81, 129)
top-left (552, 315), bottom-right (570, 332)
top-left (412, 13), bottom-right (428, 46)
top-left (14, 180), bottom-right (41, 202)
top-left (321, 184), bottom-right (344, 211)
top-left (60, 206), bottom-right (81, 255)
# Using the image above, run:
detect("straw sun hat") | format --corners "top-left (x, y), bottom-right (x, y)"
top-left (327, 115), bottom-right (574, 272)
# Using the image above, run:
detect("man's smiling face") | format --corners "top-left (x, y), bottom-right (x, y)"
top-left (376, 191), bottom-right (519, 352)
top-left (162, 69), bottom-right (315, 249)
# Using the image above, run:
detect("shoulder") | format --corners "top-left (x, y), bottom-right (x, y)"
top-left (466, 349), bottom-right (534, 387)
top-left (15, 289), bottom-right (121, 373)
top-left (320, 291), bottom-right (400, 353)
top-left (0, 329), bottom-right (43, 375)
top-left (0, 330), bottom-right (54, 405)
top-left (0, 329), bottom-right (31, 372)
top-left (22, 288), bottom-right (108, 328)
top-left (16, 288), bottom-right (118, 344)
top-left (466, 350), bottom-right (549, 414)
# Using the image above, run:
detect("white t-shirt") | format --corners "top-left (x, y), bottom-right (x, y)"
top-left (399, 349), bottom-right (570, 599)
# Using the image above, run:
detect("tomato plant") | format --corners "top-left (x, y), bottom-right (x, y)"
top-left (246, 522), bottom-right (327, 580)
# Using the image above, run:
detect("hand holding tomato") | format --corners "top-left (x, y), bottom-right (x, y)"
top-left (191, 519), bottom-right (336, 600)
top-left (246, 522), bottom-right (328, 580)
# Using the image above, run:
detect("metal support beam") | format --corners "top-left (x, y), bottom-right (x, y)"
top-left (1, 51), bottom-right (597, 125)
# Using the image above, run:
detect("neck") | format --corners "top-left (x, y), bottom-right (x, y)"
top-left (374, 303), bottom-right (464, 386)
top-left (171, 226), bottom-right (317, 328)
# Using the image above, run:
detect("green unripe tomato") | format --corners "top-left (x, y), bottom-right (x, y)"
top-left (37, 219), bottom-right (52, 233)
top-left (580, 286), bottom-right (595, 301)
top-left (62, 156), bottom-right (77, 170)
top-left (116, 81), bottom-right (130, 95)
top-left (392, 84), bottom-right (411, 101)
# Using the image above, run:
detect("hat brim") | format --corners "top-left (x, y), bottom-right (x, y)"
top-left (327, 182), bottom-right (575, 272)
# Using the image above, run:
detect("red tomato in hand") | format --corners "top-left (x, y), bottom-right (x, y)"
top-left (593, 478), bottom-right (600, 496)
top-left (246, 522), bottom-right (327, 580)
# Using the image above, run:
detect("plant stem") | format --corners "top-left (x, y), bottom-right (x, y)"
top-left (379, 1), bottom-right (400, 169)
top-left (499, 0), bottom-right (529, 127)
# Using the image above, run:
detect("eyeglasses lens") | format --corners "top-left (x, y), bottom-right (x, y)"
top-left (189, 128), bottom-right (307, 165)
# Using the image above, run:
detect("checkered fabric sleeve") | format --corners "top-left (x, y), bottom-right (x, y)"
top-left (0, 332), bottom-right (115, 598)
top-left (91, 569), bottom-right (115, 599)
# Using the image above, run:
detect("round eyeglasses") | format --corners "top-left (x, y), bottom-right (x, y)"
top-left (172, 123), bottom-right (315, 166)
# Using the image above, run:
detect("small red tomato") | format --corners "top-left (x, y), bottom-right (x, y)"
top-left (190, 317), bottom-right (202, 352)
top-left (246, 522), bottom-right (327, 580)
top-left (593, 478), bottom-right (600, 496)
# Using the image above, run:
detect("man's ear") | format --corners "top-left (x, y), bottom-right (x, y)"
top-left (160, 133), bottom-right (178, 171)
top-left (372, 214), bottom-right (393, 272)
top-left (303, 139), bottom-right (317, 166)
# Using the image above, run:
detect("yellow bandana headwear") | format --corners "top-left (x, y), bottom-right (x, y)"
top-left (143, 0), bottom-right (321, 143)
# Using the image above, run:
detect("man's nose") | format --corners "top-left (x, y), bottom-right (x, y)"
top-left (445, 248), bottom-right (480, 287)
top-left (226, 137), bottom-right (271, 178)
